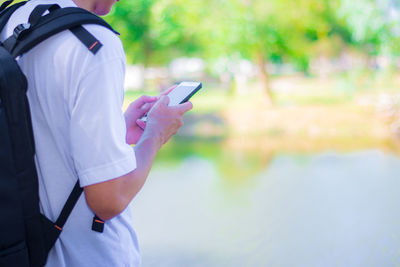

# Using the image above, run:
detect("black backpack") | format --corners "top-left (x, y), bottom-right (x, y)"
top-left (0, 1), bottom-right (118, 266)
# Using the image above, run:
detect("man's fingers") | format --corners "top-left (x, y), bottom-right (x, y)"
top-left (132, 95), bottom-right (157, 108)
top-left (140, 95), bottom-right (158, 103)
top-left (147, 96), bottom-right (169, 119)
top-left (136, 119), bottom-right (146, 130)
top-left (150, 97), bottom-right (191, 118)
top-left (140, 102), bottom-right (153, 112)
top-left (160, 85), bottom-right (177, 96)
top-left (138, 103), bottom-right (153, 118)
top-left (158, 95), bottom-right (170, 106)
top-left (176, 101), bottom-right (193, 114)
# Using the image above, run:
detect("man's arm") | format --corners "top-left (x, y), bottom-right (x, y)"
top-left (83, 96), bottom-right (192, 220)
top-left (83, 134), bottom-right (160, 221)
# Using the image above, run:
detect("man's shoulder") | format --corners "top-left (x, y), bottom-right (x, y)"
top-left (82, 24), bottom-right (124, 57)
top-left (1, 0), bottom-right (124, 60)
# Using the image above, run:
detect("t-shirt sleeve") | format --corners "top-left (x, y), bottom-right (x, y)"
top-left (69, 56), bottom-right (136, 187)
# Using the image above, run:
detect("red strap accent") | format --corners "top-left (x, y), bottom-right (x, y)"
top-left (89, 41), bottom-right (98, 50)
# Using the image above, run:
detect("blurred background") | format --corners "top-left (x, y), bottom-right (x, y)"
top-left (106, 0), bottom-right (400, 266)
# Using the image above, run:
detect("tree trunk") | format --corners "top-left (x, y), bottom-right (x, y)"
top-left (256, 52), bottom-right (273, 105)
top-left (142, 33), bottom-right (153, 91)
top-left (143, 34), bottom-right (152, 68)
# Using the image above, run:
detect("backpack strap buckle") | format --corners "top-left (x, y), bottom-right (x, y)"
top-left (91, 215), bottom-right (105, 233)
top-left (13, 23), bottom-right (31, 40)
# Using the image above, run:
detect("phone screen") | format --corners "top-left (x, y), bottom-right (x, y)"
top-left (167, 82), bottom-right (202, 106)
top-left (138, 81), bottom-right (202, 124)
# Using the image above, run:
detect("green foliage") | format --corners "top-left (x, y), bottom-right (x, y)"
top-left (106, 0), bottom-right (155, 63)
top-left (337, 0), bottom-right (390, 55)
top-left (106, 0), bottom-right (398, 72)
top-left (105, 0), bottom-right (203, 65)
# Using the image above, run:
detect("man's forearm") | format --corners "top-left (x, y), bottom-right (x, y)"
top-left (129, 133), bottom-right (162, 193)
top-left (118, 132), bottom-right (162, 207)
top-left (84, 132), bottom-right (162, 221)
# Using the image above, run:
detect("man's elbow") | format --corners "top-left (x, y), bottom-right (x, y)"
top-left (84, 188), bottom-right (129, 221)
top-left (90, 203), bottom-right (125, 221)
top-left (83, 170), bottom-right (144, 221)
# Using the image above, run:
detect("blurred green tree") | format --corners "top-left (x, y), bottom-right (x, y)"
top-left (106, 0), bottom-right (155, 65)
top-left (106, 0), bottom-right (397, 98)
top-left (337, 0), bottom-right (390, 57)
top-left (194, 0), bottom-right (334, 104)
top-left (106, 0), bottom-right (203, 66)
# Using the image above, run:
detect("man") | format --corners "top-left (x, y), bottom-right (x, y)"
top-left (0, 0), bottom-right (192, 265)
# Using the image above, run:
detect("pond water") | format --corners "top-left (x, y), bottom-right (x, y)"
top-left (131, 148), bottom-right (400, 267)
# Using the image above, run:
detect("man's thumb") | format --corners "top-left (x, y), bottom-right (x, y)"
top-left (178, 101), bottom-right (193, 113)
top-left (158, 95), bottom-right (170, 106)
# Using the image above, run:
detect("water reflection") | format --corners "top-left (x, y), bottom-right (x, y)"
top-left (131, 150), bottom-right (400, 267)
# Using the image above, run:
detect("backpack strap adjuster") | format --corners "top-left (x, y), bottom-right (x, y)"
top-left (54, 224), bottom-right (63, 231)
top-left (13, 22), bottom-right (31, 40)
top-left (92, 215), bottom-right (105, 233)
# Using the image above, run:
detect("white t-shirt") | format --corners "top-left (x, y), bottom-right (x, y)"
top-left (0, 0), bottom-right (140, 266)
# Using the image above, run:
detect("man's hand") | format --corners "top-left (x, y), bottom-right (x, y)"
top-left (124, 95), bottom-right (157, 144)
top-left (142, 95), bottom-right (193, 146)
top-left (135, 84), bottom-right (178, 130)
top-left (125, 85), bottom-right (178, 144)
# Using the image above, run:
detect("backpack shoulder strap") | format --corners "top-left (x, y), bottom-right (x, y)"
top-left (0, 1), bottom-right (26, 35)
top-left (1, 4), bottom-right (112, 240)
top-left (0, 0), bottom-right (22, 13)
top-left (3, 4), bottom-right (119, 57)
top-left (0, 0), bottom-right (14, 12)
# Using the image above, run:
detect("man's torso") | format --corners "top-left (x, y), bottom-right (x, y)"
top-left (0, 1), bottom-right (140, 266)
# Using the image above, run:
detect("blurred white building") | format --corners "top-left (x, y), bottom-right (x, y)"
top-left (124, 58), bottom-right (206, 91)
top-left (169, 57), bottom-right (206, 80)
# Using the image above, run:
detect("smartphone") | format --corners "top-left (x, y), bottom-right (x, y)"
top-left (166, 81), bottom-right (202, 106)
top-left (140, 81), bottom-right (202, 123)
